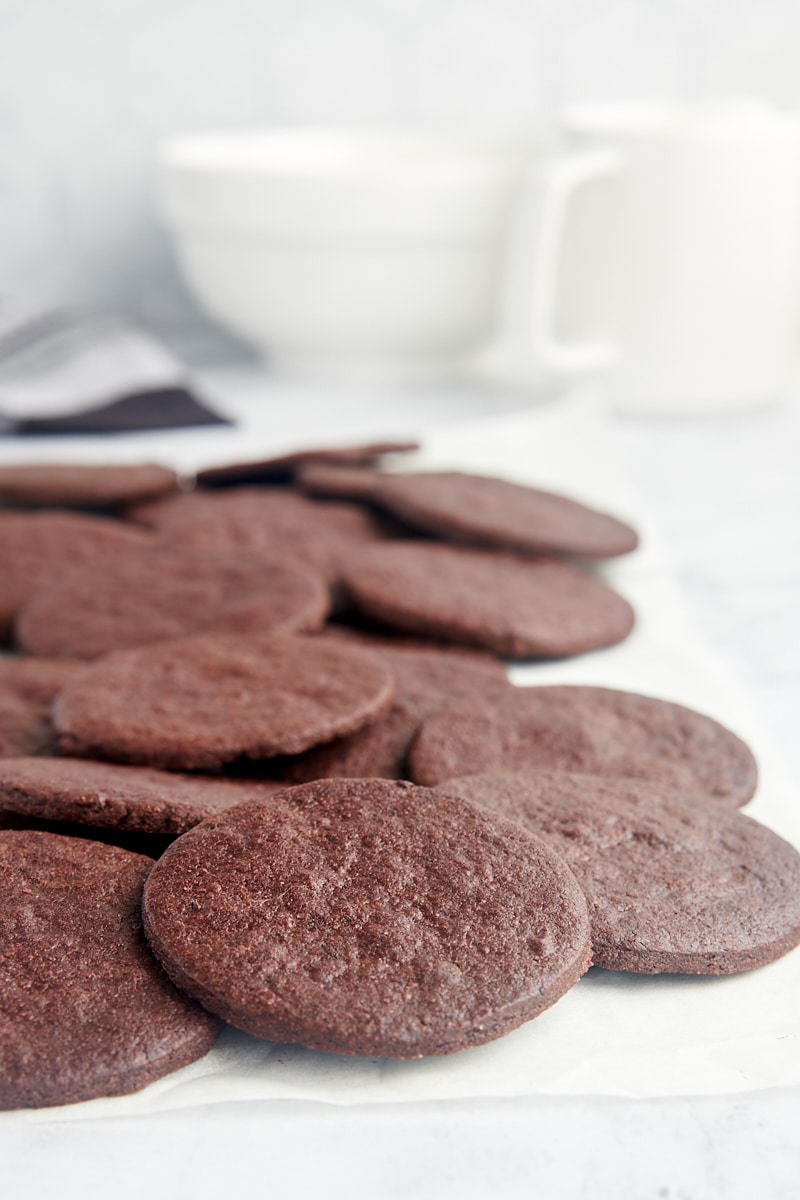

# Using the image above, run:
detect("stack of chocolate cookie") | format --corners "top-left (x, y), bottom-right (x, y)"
top-left (1, 444), bottom-right (799, 1112)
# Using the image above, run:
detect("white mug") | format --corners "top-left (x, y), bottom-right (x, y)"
top-left (529, 102), bottom-right (800, 413)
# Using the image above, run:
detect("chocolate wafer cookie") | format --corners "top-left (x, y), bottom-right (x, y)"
top-left (15, 546), bottom-right (329, 659)
top-left (409, 685), bottom-right (758, 806)
top-left (0, 656), bottom-right (85, 757)
top-left (281, 640), bottom-right (510, 782)
top-left (0, 463), bottom-right (178, 510)
top-left (0, 512), bottom-right (151, 639)
top-left (296, 462), bottom-right (385, 501)
top-left (126, 488), bottom-right (390, 583)
top-left (341, 542), bottom-right (634, 659)
top-left (0, 756), bottom-right (285, 835)
top-left (439, 771), bottom-right (800, 974)
top-left (0, 830), bottom-right (222, 1110)
top-left (142, 779), bottom-right (592, 1058)
top-left (298, 468), bottom-right (639, 559)
top-left (53, 634), bottom-right (395, 770)
top-left (196, 440), bottom-right (418, 488)
top-left (0, 809), bottom-right (175, 858)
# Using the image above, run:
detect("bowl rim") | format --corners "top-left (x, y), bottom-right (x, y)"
top-left (159, 126), bottom-right (542, 179)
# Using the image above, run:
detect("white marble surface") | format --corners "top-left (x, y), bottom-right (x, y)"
top-left (2, 367), bottom-right (800, 1195)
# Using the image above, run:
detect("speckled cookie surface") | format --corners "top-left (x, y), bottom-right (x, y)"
top-left (0, 830), bottom-right (222, 1110)
top-left (340, 542), bottom-right (635, 658)
top-left (53, 634), bottom-right (395, 770)
top-left (439, 771), bottom-right (800, 974)
top-left (15, 546), bottom-right (329, 659)
top-left (303, 469), bottom-right (639, 559)
top-left (282, 641), bottom-right (511, 782)
top-left (0, 512), bottom-right (152, 638)
top-left (0, 756), bottom-right (285, 835)
top-left (409, 685), bottom-right (758, 807)
top-left (0, 657), bottom-right (85, 757)
top-left (0, 462), bottom-right (178, 509)
top-left (142, 778), bottom-right (592, 1058)
top-left (196, 440), bottom-right (418, 488)
top-left (126, 488), bottom-right (389, 582)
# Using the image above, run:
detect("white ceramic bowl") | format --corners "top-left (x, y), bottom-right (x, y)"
top-left (159, 128), bottom-right (535, 381)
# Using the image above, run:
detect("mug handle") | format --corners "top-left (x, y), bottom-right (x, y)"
top-left (529, 147), bottom-right (623, 372)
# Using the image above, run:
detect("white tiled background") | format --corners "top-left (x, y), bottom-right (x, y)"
top-left (2, 0), bottom-right (800, 346)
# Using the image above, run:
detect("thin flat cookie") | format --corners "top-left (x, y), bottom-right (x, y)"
top-left (0, 657), bottom-right (85, 757)
top-left (0, 830), bottom-right (222, 1110)
top-left (409, 685), bottom-right (758, 806)
top-left (0, 756), bottom-right (286, 835)
top-left (0, 463), bottom-right (178, 510)
top-left (341, 542), bottom-right (634, 659)
top-left (142, 779), bottom-right (592, 1058)
top-left (372, 471), bottom-right (639, 559)
top-left (0, 512), bottom-right (152, 639)
top-left (196, 440), bottom-right (418, 488)
top-left (53, 634), bottom-right (395, 770)
top-left (126, 488), bottom-right (390, 582)
top-left (439, 771), bottom-right (800, 974)
top-left (298, 468), bottom-right (638, 559)
top-left (15, 546), bottom-right (329, 659)
top-left (282, 640), bottom-right (510, 782)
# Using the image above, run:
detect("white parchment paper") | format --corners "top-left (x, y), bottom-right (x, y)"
top-left (4, 394), bottom-right (799, 1123)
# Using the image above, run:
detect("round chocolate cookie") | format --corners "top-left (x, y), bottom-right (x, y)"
top-left (142, 778), bottom-right (592, 1058)
top-left (439, 771), bottom-right (800, 974)
top-left (0, 830), bottom-right (222, 1110)
top-left (0, 462), bottom-right (178, 510)
top-left (15, 545), bottom-right (329, 659)
top-left (126, 488), bottom-right (389, 583)
top-left (408, 685), bottom-right (758, 807)
top-left (296, 462), bottom-right (386, 501)
top-left (0, 511), bottom-right (152, 639)
top-left (375, 471), bottom-right (640, 558)
top-left (282, 640), bottom-right (511, 782)
top-left (0, 656), bottom-right (85, 757)
top-left (0, 756), bottom-right (286, 835)
top-left (196, 440), bottom-right (418, 488)
top-left (0, 808), bottom-right (175, 858)
top-left (299, 469), bottom-right (639, 559)
top-left (340, 542), bottom-right (635, 659)
top-left (53, 634), bottom-right (395, 770)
